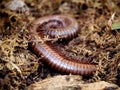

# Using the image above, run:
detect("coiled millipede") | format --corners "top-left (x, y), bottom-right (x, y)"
top-left (29, 15), bottom-right (96, 75)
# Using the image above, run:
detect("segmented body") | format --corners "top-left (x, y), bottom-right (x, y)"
top-left (29, 15), bottom-right (96, 75)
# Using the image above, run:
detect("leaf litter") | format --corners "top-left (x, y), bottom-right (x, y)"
top-left (0, 0), bottom-right (120, 89)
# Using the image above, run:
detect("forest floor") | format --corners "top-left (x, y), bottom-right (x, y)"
top-left (0, 0), bottom-right (120, 90)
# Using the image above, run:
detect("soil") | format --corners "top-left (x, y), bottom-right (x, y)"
top-left (0, 0), bottom-right (120, 90)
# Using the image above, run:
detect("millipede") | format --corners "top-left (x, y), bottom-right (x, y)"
top-left (29, 15), bottom-right (96, 75)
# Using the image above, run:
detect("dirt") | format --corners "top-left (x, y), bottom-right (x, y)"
top-left (0, 0), bottom-right (120, 90)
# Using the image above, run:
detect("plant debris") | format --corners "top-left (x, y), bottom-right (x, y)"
top-left (27, 75), bottom-right (120, 90)
top-left (0, 0), bottom-right (120, 89)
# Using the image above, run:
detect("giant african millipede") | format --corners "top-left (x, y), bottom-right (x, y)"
top-left (29, 15), bottom-right (96, 75)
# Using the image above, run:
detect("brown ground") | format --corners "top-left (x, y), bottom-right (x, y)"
top-left (0, 0), bottom-right (120, 90)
